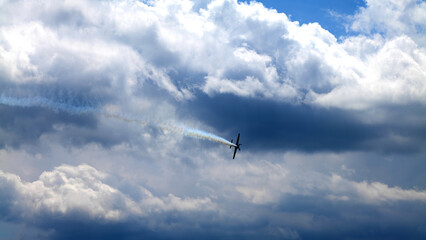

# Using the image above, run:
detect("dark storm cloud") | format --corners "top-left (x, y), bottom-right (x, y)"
top-left (31, 217), bottom-right (157, 240)
top-left (0, 85), bottom-right (100, 149)
top-left (275, 195), bottom-right (426, 240)
top-left (0, 81), bottom-right (141, 149)
top-left (179, 92), bottom-right (426, 154)
top-left (3, 189), bottom-right (425, 240)
top-left (9, 203), bottom-right (425, 240)
top-left (180, 93), bottom-right (372, 152)
top-left (32, 213), bottom-right (231, 240)
top-left (0, 105), bottom-right (96, 149)
top-left (0, 103), bottom-right (148, 150)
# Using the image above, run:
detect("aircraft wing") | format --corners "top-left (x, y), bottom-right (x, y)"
top-left (233, 147), bottom-right (238, 159)
top-left (235, 133), bottom-right (240, 145)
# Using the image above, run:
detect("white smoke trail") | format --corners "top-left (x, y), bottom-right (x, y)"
top-left (163, 124), bottom-right (236, 147)
top-left (0, 94), bottom-right (235, 147)
top-left (0, 95), bottom-right (99, 114)
top-left (182, 127), bottom-right (236, 147)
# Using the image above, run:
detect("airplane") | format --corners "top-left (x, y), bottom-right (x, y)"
top-left (229, 133), bottom-right (241, 159)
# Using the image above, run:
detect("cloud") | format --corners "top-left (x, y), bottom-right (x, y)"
top-left (0, 164), bottom-right (215, 223)
top-left (351, 0), bottom-right (426, 39)
top-left (199, 158), bottom-right (426, 205)
top-left (0, 104), bottom-right (97, 149)
top-left (328, 174), bottom-right (426, 203)
top-left (313, 35), bottom-right (426, 110)
top-left (0, 20), bottom-right (183, 99)
top-left (1, 151), bottom-right (426, 239)
top-left (182, 93), bottom-right (426, 153)
top-left (1, 0), bottom-right (426, 239)
top-left (0, 0), bottom-right (425, 153)
top-left (1, 0), bottom-right (424, 111)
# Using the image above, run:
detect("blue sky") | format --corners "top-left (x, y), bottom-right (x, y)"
top-left (256, 0), bottom-right (366, 36)
top-left (0, 0), bottom-right (426, 239)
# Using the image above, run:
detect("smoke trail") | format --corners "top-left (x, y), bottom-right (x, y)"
top-left (0, 94), bottom-right (235, 147)
top-left (0, 95), bottom-right (99, 114)
top-left (181, 127), bottom-right (236, 147)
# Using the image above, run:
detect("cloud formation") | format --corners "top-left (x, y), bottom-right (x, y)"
top-left (1, 0), bottom-right (426, 239)
top-left (1, 0), bottom-right (425, 109)
top-left (351, 0), bottom-right (426, 38)
top-left (1, 161), bottom-right (425, 239)
top-left (0, 164), bottom-right (215, 222)
top-left (200, 159), bottom-right (426, 205)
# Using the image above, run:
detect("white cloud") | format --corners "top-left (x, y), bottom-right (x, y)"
top-left (313, 35), bottom-right (426, 109)
top-left (351, 0), bottom-right (426, 40)
top-left (0, 164), bottom-right (216, 222)
top-left (198, 155), bottom-right (426, 205)
top-left (1, 143), bottom-right (425, 239)
top-left (329, 174), bottom-right (426, 203)
top-left (1, 1), bottom-right (425, 237)
top-left (1, 0), bottom-right (425, 109)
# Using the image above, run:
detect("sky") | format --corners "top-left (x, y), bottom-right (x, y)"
top-left (0, 0), bottom-right (426, 239)
top-left (250, 0), bottom-right (366, 37)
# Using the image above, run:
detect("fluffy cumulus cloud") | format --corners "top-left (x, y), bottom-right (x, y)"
top-left (0, 164), bottom-right (217, 239)
top-left (0, 164), bottom-right (215, 220)
top-left (1, 162), bottom-right (426, 239)
top-left (351, 0), bottom-right (426, 38)
top-left (0, 158), bottom-right (426, 240)
top-left (1, 0), bottom-right (425, 109)
top-left (1, 0), bottom-right (426, 239)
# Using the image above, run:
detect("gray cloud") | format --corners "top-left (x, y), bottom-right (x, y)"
top-left (1, 0), bottom-right (425, 109)
top-left (1, 0), bottom-right (426, 239)
top-left (0, 0), bottom-right (424, 151)
top-left (1, 162), bottom-right (425, 239)
top-left (181, 93), bottom-right (426, 153)
top-left (0, 104), bottom-right (97, 149)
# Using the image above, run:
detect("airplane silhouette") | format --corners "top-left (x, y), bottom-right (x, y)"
top-left (230, 133), bottom-right (241, 159)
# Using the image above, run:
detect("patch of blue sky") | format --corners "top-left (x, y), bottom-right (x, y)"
top-left (248, 0), bottom-right (366, 38)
